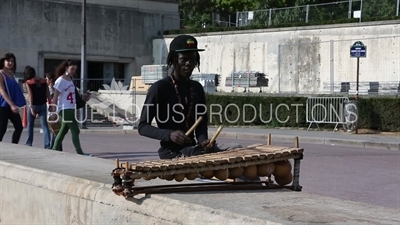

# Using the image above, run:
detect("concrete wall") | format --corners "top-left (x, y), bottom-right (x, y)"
top-left (153, 21), bottom-right (400, 94)
top-left (58, 0), bottom-right (178, 14)
top-left (0, 144), bottom-right (266, 225)
top-left (0, 0), bottom-right (179, 82)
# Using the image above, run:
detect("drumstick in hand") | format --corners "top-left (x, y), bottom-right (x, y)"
top-left (207, 125), bottom-right (223, 148)
top-left (185, 116), bottom-right (203, 136)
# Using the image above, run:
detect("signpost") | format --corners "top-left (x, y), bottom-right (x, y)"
top-left (350, 41), bottom-right (366, 134)
top-left (350, 41), bottom-right (366, 100)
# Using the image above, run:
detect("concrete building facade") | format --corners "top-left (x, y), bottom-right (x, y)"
top-left (0, 0), bottom-right (179, 90)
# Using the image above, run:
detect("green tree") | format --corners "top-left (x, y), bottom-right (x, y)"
top-left (211, 0), bottom-right (257, 11)
top-left (306, 0), bottom-right (349, 23)
top-left (179, 0), bottom-right (216, 28)
top-left (177, 0), bottom-right (398, 30)
top-left (362, 0), bottom-right (398, 18)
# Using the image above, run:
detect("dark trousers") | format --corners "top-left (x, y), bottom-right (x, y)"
top-left (0, 106), bottom-right (23, 144)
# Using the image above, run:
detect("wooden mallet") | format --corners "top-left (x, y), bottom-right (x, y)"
top-left (185, 116), bottom-right (203, 136)
top-left (207, 125), bottom-right (223, 148)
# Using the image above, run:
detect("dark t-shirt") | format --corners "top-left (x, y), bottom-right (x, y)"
top-left (138, 76), bottom-right (209, 154)
top-left (25, 78), bottom-right (48, 105)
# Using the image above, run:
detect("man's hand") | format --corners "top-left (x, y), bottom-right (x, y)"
top-left (169, 130), bottom-right (191, 146)
top-left (200, 139), bottom-right (216, 152)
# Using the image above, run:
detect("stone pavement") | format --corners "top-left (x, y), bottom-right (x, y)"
top-left (1, 143), bottom-right (399, 225)
top-left (10, 126), bottom-right (399, 150)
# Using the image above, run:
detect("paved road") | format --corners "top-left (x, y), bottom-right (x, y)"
top-left (4, 132), bottom-right (400, 209)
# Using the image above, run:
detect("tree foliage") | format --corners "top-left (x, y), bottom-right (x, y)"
top-left (178, 0), bottom-right (399, 28)
top-left (179, 0), bottom-right (216, 28)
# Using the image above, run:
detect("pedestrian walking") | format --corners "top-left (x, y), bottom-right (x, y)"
top-left (46, 72), bottom-right (63, 150)
top-left (24, 65), bottom-right (52, 148)
top-left (50, 59), bottom-right (90, 155)
top-left (0, 53), bottom-right (26, 144)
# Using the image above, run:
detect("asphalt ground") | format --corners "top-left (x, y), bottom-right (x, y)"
top-left (3, 131), bottom-right (399, 210)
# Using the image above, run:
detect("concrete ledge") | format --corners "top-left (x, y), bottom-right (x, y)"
top-left (1, 143), bottom-right (399, 224)
top-left (0, 163), bottom-right (265, 224)
top-left (0, 145), bottom-right (267, 224)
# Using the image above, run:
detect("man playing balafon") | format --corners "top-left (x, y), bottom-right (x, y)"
top-left (138, 35), bottom-right (241, 160)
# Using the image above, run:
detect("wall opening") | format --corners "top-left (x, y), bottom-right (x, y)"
top-left (44, 59), bottom-right (126, 91)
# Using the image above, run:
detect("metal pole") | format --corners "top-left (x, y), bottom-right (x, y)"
top-left (161, 15), bottom-right (164, 35)
top-left (278, 45), bottom-right (281, 93)
top-left (305, 5), bottom-right (309, 23)
top-left (356, 57), bottom-right (359, 101)
top-left (355, 56), bottom-right (359, 134)
top-left (348, 0), bottom-right (353, 19)
top-left (330, 40), bottom-right (334, 94)
top-left (396, 0), bottom-right (399, 16)
top-left (268, 8), bottom-right (272, 26)
top-left (236, 11), bottom-right (239, 27)
top-left (247, 71), bottom-right (250, 93)
top-left (80, 0), bottom-right (87, 129)
top-left (359, 0), bottom-right (363, 23)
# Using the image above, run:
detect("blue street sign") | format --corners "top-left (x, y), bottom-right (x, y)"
top-left (350, 41), bottom-right (367, 58)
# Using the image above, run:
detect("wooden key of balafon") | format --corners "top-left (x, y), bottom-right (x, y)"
top-left (185, 116), bottom-right (203, 136)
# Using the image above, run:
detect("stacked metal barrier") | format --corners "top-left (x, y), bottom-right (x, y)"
top-left (225, 71), bottom-right (269, 92)
top-left (141, 65), bottom-right (170, 84)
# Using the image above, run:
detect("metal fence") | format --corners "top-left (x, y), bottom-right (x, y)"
top-left (278, 35), bottom-right (400, 95)
top-left (73, 78), bottom-right (126, 92)
top-left (237, 0), bottom-right (400, 27)
top-left (306, 97), bottom-right (356, 132)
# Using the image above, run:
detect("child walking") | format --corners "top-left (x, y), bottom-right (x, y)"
top-left (46, 72), bottom-right (62, 151)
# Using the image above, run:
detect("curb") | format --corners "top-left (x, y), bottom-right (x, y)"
top-left (10, 128), bottom-right (399, 151)
top-left (77, 129), bottom-right (400, 151)
top-left (215, 131), bottom-right (400, 151)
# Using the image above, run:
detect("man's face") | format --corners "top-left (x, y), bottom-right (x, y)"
top-left (176, 51), bottom-right (197, 79)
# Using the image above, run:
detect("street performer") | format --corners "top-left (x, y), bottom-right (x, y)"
top-left (138, 35), bottom-right (242, 160)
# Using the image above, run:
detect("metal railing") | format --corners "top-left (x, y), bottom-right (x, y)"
top-left (73, 78), bottom-right (126, 92)
top-left (236, 0), bottom-right (400, 27)
top-left (306, 97), bottom-right (357, 132)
